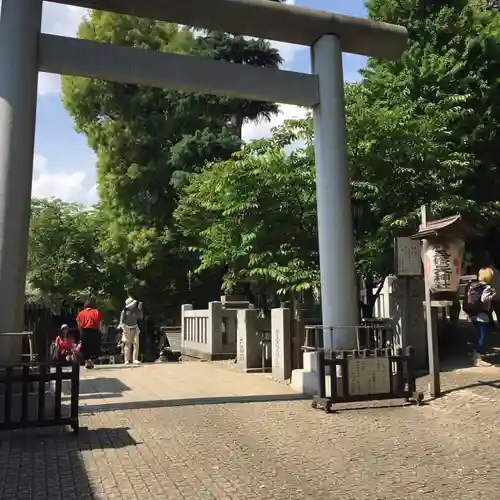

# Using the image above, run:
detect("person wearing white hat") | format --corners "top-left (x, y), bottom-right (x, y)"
top-left (119, 297), bottom-right (143, 365)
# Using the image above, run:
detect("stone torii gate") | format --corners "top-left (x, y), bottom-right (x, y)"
top-left (0, 0), bottom-right (407, 351)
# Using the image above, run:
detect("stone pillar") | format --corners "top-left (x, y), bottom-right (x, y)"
top-left (208, 301), bottom-right (223, 357)
top-left (372, 276), bottom-right (427, 368)
top-left (181, 304), bottom-right (193, 347)
top-left (271, 308), bottom-right (291, 380)
top-left (0, 0), bottom-right (42, 355)
top-left (235, 309), bottom-right (261, 371)
top-left (0, 335), bottom-right (23, 365)
top-left (311, 34), bottom-right (358, 350)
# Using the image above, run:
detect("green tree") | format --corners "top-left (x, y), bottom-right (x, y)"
top-left (345, 82), bottom-right (472, 278)
top-left (175, 0), bottom-right (500, 316)
top-left (363, 0), bottom-right (500, 224)
top-left (175, 118), bottom-right (318, 296)
top-left (27, 199), bottom-right (104, 308)
top-left (348, 0), bottom-right (500, 308)
top-left (345, 81), bottom-right (474, 313)
top-left (175, 80), bottom-right (478, 314)
top-left (193, 31), bottom-right (282, 138)
top-left (62, 12), bottom-right (283, 319)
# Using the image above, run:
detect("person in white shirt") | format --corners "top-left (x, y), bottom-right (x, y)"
top-left (119, 297), bottom-right (143, 365)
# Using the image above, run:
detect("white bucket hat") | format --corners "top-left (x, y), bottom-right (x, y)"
top-left (125, 297), bottom-right (137, 309)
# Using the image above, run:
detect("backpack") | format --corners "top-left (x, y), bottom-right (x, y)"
top-left (463, 282), bottom-right (487, 316)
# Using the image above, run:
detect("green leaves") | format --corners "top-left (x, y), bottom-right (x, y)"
top-left (53, 1), bottom-right (500, 312)
top-left (175, 118), bottom-right (318, 294)
top-left (176, 0), bottom-right (500, 293)
top-left (350, 0), bottom-right (500, 278)
top-left (61, 10), bottom-right (284, 317)
top-left (27, 199), bottom-right (104, 308)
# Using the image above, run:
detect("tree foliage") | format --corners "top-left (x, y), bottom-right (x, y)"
top-left (56, 1), bottom-right (500, 314)
top-left (27, 199), bottom-right (103, 307)
top-left (176, 78), bottom-right (475, 295)
top-left (175, 119), bottom-right (318, 295)
top-left (193, 31), bottom-right (282, 138)
top-left (61, 11), bottom-right (283, 318)
top-left (176, 0), bottom-right (500, 296)
top-left (489, 0), bottom-right (500, 11)
top-left (346, 82), bottom-right (473, 279)
top-left (364, 0), bottom-right (500, 223)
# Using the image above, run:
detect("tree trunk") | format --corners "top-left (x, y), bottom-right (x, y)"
top-left (361, 275), bottom-right (386, 319)
top-left (290, 291), bottom-right (303, 369)
top-left (230, 114), bottom-right (245, 140)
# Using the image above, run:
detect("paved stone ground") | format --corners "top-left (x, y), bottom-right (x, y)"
top-left (2, 362), bottom-right (500, 500)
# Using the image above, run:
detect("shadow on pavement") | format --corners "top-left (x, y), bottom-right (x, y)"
top-left (0, 426), bottom-right (136, 499)
top-left (1, 425), bottom-right (137, 449)
top-left (313, 400), bottom-right (424, 414)
top-left (80, 393), bottom-right (309, 413)
top-left (78, 377), bottom-right (131, 396)
top-left (77, 392), bottom-right (124, 401)
top-left (441, 378), bottom-right (500, 396)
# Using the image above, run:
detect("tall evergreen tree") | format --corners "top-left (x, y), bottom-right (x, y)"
top-left (62, 11), bottom-right (284, 318)
top-left (194, 32), bottom-right (282, 138)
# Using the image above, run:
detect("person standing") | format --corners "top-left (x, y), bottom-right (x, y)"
top-left (76, 300), bottom-right (102, 369)
top-left (485, 261), bottom-right (500, 330)
top-left (119, 297), bottom-right (143, 365)
top-left (463, 268), bottom-right (497, 367)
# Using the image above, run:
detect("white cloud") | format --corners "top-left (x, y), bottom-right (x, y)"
top-left (242, 104), bottom-right (308, 142)
top-left (35, 4), bottom-right (89, 95)
top-left (32, 153), bottom-right (97, 206)
top-left (42, 4), bottom-right (88, 38)
top-left (37, 72), bottom-right (63, 96)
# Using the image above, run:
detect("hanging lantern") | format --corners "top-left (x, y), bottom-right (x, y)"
top-left (421, 239), bottom-right (463, 292)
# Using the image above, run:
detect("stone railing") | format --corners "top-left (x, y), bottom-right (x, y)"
top-left (181, 303), bottom-right (294, 381)
top-left (181, 302), bottom-right (237, 360)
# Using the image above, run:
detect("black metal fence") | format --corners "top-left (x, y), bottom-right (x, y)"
top-left (303, 320), bottom-right (396, 353)
top-left (359, 319), bottom-right (395, 349)
top-left (0, 362), bottom-right (79, 432)
top-left (312, 347), bottom-right (423, 413)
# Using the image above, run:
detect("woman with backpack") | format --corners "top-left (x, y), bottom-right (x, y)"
top-left (463, 267), bottom-right (497, 367)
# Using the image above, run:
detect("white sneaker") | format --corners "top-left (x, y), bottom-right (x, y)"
top-left (475, 358), bottom-right (492, 367)
top-left (124, 360), bottom-right (131, 365)
top-left (473, 352), bottom-right (492, 367)
top-left (133, 360), bottom-right (141, 365)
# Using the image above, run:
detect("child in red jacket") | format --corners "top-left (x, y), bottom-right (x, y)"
top-left (55, 324), bottom-right (81, 362)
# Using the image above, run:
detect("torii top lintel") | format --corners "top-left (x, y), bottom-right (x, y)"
top-left (48, 0), bottom-right (408, 60)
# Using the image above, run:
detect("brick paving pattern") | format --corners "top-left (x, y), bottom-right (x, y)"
top-left (2, 363), bottom-right (500, 499)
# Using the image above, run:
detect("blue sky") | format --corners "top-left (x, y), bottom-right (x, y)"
top-left (25, 0), bottom-right (368, 204)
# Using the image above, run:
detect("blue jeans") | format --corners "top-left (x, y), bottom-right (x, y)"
top-left (472, 320), bottom-right (490, 354)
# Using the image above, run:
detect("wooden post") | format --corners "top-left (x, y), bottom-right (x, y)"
top-left (421, 205), bottom-right (441, 397)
